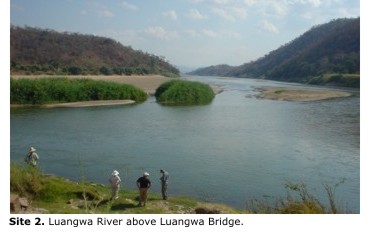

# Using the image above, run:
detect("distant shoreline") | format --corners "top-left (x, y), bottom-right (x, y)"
top-left (255, 87), bottom-right (352, 101)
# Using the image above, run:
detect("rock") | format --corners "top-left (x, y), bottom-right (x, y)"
top-left (10, 193), bottom-right (29, 212)
top-left (10, 194), bottom-right (20, 213)
top-left (194, 207), bottom-right (221, 214)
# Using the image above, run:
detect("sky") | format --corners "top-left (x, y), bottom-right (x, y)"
top-left (8, 0), bottom-right (360, 70)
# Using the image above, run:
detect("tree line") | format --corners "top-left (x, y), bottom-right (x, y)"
top-left (189, 18), bottom-right (360, 87)
top-left (10, 26), bottom-right (179, 77)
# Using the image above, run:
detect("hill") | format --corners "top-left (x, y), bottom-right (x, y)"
top-left (10, 26), bottom-right (179, 77)
top-left (189, 18), bottom-right (360, 87)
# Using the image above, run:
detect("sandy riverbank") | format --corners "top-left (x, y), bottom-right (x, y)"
top-left (255, 87), bottom-right (352, 101)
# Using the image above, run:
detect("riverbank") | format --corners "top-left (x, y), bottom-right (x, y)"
top-left (255, 87), bottom-right (352, 101)
top-left (10, 163), bottom-right (346, 214)
top-left (10, 164), bottom-right (243, 214)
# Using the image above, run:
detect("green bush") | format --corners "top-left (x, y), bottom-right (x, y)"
top-left (155, 80), bottom-right (215, 105)
top-left (10, 77), bottom-right (148, 104)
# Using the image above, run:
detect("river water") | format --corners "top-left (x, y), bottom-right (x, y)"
top-left (10, 75), bottom-right (360, 213)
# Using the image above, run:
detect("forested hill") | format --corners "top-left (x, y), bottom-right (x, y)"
top-left (189, 18), bottom-right (360, 87)
top-left (10, 26), bottom-right (179, 77)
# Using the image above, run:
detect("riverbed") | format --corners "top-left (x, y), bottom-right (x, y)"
top-left (10, 75), bottom-right (360, 213)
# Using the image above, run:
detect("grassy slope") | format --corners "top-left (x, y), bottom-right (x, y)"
top-left (10, 164), bottom-right (243, 214)
top-left (11, 164), bottom-right (349, 214)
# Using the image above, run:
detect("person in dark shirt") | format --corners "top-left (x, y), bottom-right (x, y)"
top-left (160, 169), bottom-right (169, 200)
top-left (136, 172), bottom-right (151, 206)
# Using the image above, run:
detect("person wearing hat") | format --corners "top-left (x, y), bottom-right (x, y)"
top-left (136, 172), bottom-right (151, 206)
top-left (25, 147), bottom-right (39, 167)
top-left (159, 169), bottom-right (169, 200)
top-left (109, 170), bottom-right (121, 200)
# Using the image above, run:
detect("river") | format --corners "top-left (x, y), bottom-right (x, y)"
top-left (10, 75), bottom-right (360, 213)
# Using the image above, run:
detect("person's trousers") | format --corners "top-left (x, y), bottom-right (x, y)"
top-left (139, 188), bottom-right (149, 204)
top-left (161, 183), bottom-right (168, 200)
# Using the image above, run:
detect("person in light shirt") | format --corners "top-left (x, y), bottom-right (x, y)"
top-left (108, 170), bottom-right (121, 200)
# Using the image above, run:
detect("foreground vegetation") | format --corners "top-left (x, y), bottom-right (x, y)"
top-left (155, 80), bottom-right (215, 105)
top-left (10, 164), bottom-right (241, 214)
top-left (10, 163), bottom-right (350, 214)
top-left (10, 77), bottom-right (148, 105)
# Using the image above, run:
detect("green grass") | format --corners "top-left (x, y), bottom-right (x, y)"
top-left (10, 77), bottom-right (148, 105)
top-left (10, 164), bottom-right (242, 214)
top-left (11, 164), bottom-right (349, 214)
top-left (155, 80), bottom-right (215, 105)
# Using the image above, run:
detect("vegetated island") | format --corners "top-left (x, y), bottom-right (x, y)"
top-left (254, 87), bottom-right (352, 102)
top-left (10, 76), bottom-right (168, 108)
top-left (155, 80), bottom-right (215, 105)
top-left (10, 76), bottom-right (219, 108)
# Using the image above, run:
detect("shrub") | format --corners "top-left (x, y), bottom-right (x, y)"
top-left (155, 80), bottom-right (215, 105)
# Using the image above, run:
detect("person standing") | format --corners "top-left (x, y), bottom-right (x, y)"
top-left (136, 172), bottom-right (151, 206)
top-left (160, 169), bottom-right (169, 200)
top-left (109, 170), bottom-right (121, 200)
top-left (25, 147), bottom-right (39, 167)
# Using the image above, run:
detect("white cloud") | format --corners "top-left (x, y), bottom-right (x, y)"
top-left (163, 10), bottom-right (178, 21)
top-left (212, 6), bottom-right (247, 22)
top-left (212, 8), bottom-right (235, 21)
top-left (202, 29), bottom-right (219, 37)
top-left (264, 1), bottom-right (289, 18)
top-left (144, 26), bottom-right (178, 40)
top-left (184, 29), bottom-right (201, 37)
top-left (120, 1), bottom-right (138, 11)
top-left (212, 0), bottom-right (229, 4)
top-left (303, 0), bottom-right (322, 7)
top-left (98, 9), bottom-right (114, 18)
top-left (260, 20), bottom-right (279, 33)
top-left (188, 9), bottom-right (208, 20)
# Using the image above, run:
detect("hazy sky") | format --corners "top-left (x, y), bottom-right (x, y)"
top-left (10, 0), bottom-right (360, 69)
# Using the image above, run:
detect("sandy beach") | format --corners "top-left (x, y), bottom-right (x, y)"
top-left (255, 87), bottom-right (352, 101)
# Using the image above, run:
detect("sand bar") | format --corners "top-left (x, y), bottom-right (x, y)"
top-left (255, 87), bottom-right (352, 101)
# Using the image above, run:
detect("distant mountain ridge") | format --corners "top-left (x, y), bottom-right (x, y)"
top-left (189, 18), bottom-right (360, 87)
top-left (10, 26), bottom-right (179, 77)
